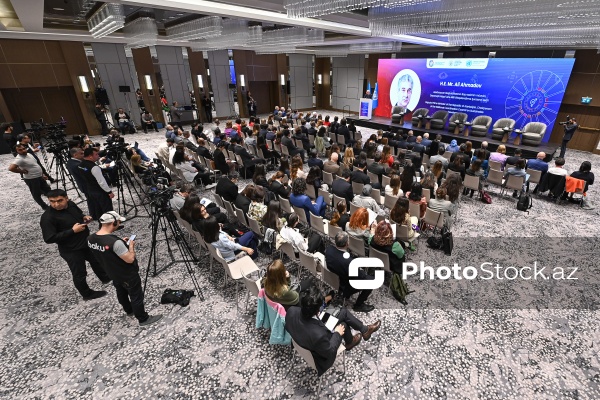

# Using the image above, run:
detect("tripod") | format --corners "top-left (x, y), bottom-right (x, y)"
top-left (144, 201), bottom-right (204, 300)
top-left (47, 149), bottom-right (84, 201)
top-left (111, 152), bottom-right (148, 220)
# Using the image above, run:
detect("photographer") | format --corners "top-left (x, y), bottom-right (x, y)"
top-left (9, 144), bottom-right (52, 210)
top-left (94, 103), bottom-right (109, 136)
top-left (559, 116), bottom-right (578, 159)
top-left (40, 189), bottom-right (110, 300)
top-left (114, 108), bottom-right (136, 135)
top-left (78, 147), bottom-right (114, 220)
top-left (88, 212), bottom-right (163, 327)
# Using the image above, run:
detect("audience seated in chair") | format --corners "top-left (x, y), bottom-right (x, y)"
top-left (390, 197), bottom-right (418, 250)
top-left (329, 200), bottom-right (350, 231)
top-left (201, 216), bottom-right (258, 261)
top-left (289, 178), bottom-right (326, 223)
top-left (345, 207), bottom-right (375, 248)
top-left (353, 184), bottom-right (384, 215)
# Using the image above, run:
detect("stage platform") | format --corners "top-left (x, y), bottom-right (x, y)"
top-left (347, 116), bottom-right (559, 162)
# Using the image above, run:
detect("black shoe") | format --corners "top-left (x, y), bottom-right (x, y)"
top-left (101, 279), bottom-right (112, 286)
top-left (353, 303), bottom-right (375, 313)
top-left (144, 131), bottom-right (148, 134)
top-left (126, 311), bottom-right (134, 317)
top-left (83, 290), bottom-right (107, 301)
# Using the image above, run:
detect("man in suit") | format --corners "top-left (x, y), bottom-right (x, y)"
top-left (337, 119), bottom-right (354, 145)
top-left (232, 137), bottom-right (265, 172)
top-left (559, 117), bottom-right (578, 159)
top-left (323, 152), bottom-right (341, 176)
top-left (352, 161), bottom-right (381, 189)
top-left (430, 146), bottom-right (449, 169)
top-left (181, 131), bottom-right (198, 152)
top-left (406, 130), bottom-right (417, 143)
top-left (421, 132), bottom-right (432, 148)
top-left (216, 172), bottom-right (239, 203)
top-left (66, 147), bottom-right (88, 196)
top-left (505, 149), bottom-right (523, 167)
top-left (281, 130), bottom-right (306, 160)
top-left (307, 122), bottom-right (317, 137)
top-left (213, 140), bottom-right (231, 175)
top-left (412, 136), bottom-right (426, 157)
top-left (293, 126), bottom-right (310, 151)
top-left (325, 231), bottom-right (376, 312)
top-left (397, 133), bottom-right (409, 150)
top-left (285, 285), bottom-right (381, 376)
top-left (367, 153), bottom-right (387, 184)
top-left (332, 170), bottom-right (354, 208)
top-left (307, 148), bottom-right (324, 170)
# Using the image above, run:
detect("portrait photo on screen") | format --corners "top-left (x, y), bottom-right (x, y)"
top-left (389, 69), bottom-right (421, 111)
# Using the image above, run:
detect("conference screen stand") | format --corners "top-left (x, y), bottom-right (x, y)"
top-left (359, 98), bottom-right (373, 120)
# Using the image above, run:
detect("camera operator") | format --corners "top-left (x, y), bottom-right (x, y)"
top-left (8, 144), bottom-right (52, 210)
top-left (558, 116), bottom-right (578, 159)
top-left (41, 189), bottom-right (110, 300)
top-left (66, 147), bottom-right (88, 196)
top-left (87, 212), bottom-right (163, 327)
top-left (94, 103), bottom-right (109, 136)
top-left (169, 183), bottom-right (191, 211)
top-left (17, 133), bottom-right (55, 183)
top-left (78, 147), bottom-right (114, 220)
top-left (114, 108), bottom-right (136, 135)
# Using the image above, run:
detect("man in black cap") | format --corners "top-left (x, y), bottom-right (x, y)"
top-left (41, 189), bottom-right (109, 300)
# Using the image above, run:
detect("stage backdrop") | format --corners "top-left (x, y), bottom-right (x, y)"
top-left (375, 58), bottom-right (575, 143)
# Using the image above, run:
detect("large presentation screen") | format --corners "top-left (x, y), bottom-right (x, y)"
top-left (375, 58), bottom-right (575, 143)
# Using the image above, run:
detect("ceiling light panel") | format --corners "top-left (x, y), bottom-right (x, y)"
top-left (87, 3), bottom-right (126, 38)
top-left (166, 16), bottom-right (223, 41)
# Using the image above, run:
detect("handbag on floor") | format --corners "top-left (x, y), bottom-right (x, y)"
top-left (441, 226), bottom-right (453, 256)
top-left (481, 190), bottom-right (492, 204)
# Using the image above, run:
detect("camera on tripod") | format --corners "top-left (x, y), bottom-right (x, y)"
top-left (105, 137), bottom-right (129, 158)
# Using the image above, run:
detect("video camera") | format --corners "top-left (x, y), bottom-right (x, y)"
top-left (559, 115), bottom-right (571, 125)
top-left (105, 136), bottom-right (129, 157)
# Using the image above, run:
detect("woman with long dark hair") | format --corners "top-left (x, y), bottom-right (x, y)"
top-left (390, 197), bottom-right (418, 249)
top-left (261, 200), bottom-right (286, 232)
top-left (306, 165), bottom-right (323, 193)
top-left (269, 171), bottom-right (291, 199)
top-left (279, 155), bottom-right (291, 178)
top-left (406, 182), bottom-right (427, 219)
top-left (329, 200), bottom-right (350, 231)
top-left (399, 165), bottom-right (416, 194)
top-left (252, 163), bottom-right (269, 188)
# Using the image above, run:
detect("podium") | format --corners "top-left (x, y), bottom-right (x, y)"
top-left (359, 98), bottom-right (372, 120)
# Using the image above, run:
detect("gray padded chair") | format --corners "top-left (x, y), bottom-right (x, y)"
top-left (470, 115), bottom-right (492, 137)
top-left (411, 108), bottom-right (429, 126)
top-left (491, 118), bottom-right (516, 140)
top-left (521, 122), bottom-right (547, 146)
top-left (429, 110), bottom-right (449, 130)
top-left (391, 106), bottom-right (406, 124)
top-left (447, 112), bottom-right (469, 132)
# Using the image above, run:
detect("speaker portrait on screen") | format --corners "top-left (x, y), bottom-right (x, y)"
top-left (390, 69), bottom-right (421, 111)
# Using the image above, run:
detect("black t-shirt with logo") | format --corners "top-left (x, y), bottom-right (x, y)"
top-left (87, 233), bottom-right (139, 282)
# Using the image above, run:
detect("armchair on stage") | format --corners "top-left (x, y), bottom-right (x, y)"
top-left (521, 122), bottom-right (547, 146)
top-left (469, 115), bottom-right (493, 137)
top-left (448, 112), bottom-right (469, 133)
top-left (492, 118), bottom-right (516, 141)
top-left (411, 108), bottom-right (429, 126)
top-left (391, 106), bottom-right (407, 124)
top-left (430, 110), bottom-right (449, 130)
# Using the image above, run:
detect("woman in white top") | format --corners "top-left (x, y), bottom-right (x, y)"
top-left (384, 174), bottom-right (404, 198)
top-left (171, 145), bottom-right (210, 185)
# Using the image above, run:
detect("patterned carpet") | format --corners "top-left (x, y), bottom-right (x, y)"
top-left (1, 111), bottom-right (599, 399)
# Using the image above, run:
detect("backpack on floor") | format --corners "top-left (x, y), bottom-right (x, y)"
top-left (517, 193), bottom-right (532, 213)
top-left (391, 273), bottom-right (409, 303)
top-left (161, 289), bottom-right (195, 307)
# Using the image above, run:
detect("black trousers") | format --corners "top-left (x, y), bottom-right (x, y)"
top-left (97, 118), bottom-right (109, 135)
top-left (204, 107), bottom-right (212, 122)
top-left (307, 232), bottom-right (324, 253)
top-left (559, 139), bottom-right (570, 158)
top-left (59, 248), bottom-right (110, 297)
top-left (336, 307), bottom-right (367, 344)
top-left (143, 121), bottom-right (158, 132)
top-left (87, 190), bottom-right (113, 220)
top-left (24, 177), bottom-right (51, 210)
top-left (113, 274), bottom-right (149, 323)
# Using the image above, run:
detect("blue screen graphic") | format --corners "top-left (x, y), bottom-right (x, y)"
top-left (229, 59), bottom-right (237, 85)
top-left (375, 58), bottom-right (575, 143)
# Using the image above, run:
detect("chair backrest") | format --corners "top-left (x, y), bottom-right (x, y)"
top-left (463, 174), bottom-right (480, 191)
top-left (526, 168), bottom-right (543, 184)
top-left (241, 270), bottom-right (261, 298)
top-left (445, 170), bottom-right (462, 181)
top-left (306, 184), bottom-right (316, 200)
top-left (280, 240), bottom-right (298, 261)
top-left (338, 135), bottom-right (346, 145)
top-left (367, 171), bottom-right (379, 184)
top-left (370, 188), bottom-right (382, 204)
top-left (423, 207), bottom-right (444, 229)
top-left (352, 181), bottom-right (364, 196)
top-left (422, 188), bottom-right (431, 203)
top-left (349, 201), bottom-right (360, 215)
top-left (323, 171), bottom-right (334, 185)
top-left (472, 115), bottom-right (492, 128)
top-left (493, 118), bottom-right (516, 130)
top-left (505, 174), bottom-right (525, 190)
top-left (257, 147), bottom-right (266, 160)
top-left (382, 174), bottom-right (391, 188)
top-left (487, 169), bottom-right (504, 185)
top-left (234, 205), bottom-right (248, 227)
top-left (281, 144), bottom-right (290, 156)
top-left (310, 212), bottom-right (326, 235)
top-left (523, 122), bottom-right (547, 135)
top-left (488, 160), bottom-right (502, 171)
top-left (366, 158), bottom-right (375, 167)
top-left (247, 216), bottom-right (263, 236)
top-left (333, 193), bottom-right (346, 209)
top-left (422, 154), bottom-right (430, 168)
top-left (318, 188), bottom-right (332, 206)
top-left (292, 339), bottom-right (318, 371)
top-left (413, 108), bottom-right (429, 118)
top-left (408, 201), bottom-right (421, 219)
top-left (348, 234), bottom-right (365, 257)
top-left (384, 193), bottom-right (398, 210)
top-left (299, 250), bottom-right (319, 277)
top-left (431, 110), bottom-right (448, 120)
top-left (279, 196), bottom-right (292, 213)
top-left (292, 205), bottom-right (308, 224)
top-left (322, 265), bottom-right (340, 291)
top-left (328, 223), bottom-right (342, 238)
top-left (223, 199), bottom-right (235, 217)
top-left (450, 112), bottom-right (468, 123)
top-left (392, 105), bottom-right (406, 115)
top-left (396, 223), bottom-right (412, 242)
top-left (213, 194), bottom-right (225, 209)
top-left (368, 245), bottom-right (391, 273)
top-left (443, 151), bottom-right (453, 160)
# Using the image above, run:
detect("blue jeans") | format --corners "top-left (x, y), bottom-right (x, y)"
top-left (133, 143), bottom-right (151, 162)
top-left (236, 231), bottom-right (258, 259)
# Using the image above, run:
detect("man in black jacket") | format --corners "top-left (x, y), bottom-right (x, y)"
top-left (285, 285), bottom-right (381, 376)
top-left (367, 154), bottom-right (387, 184)
top-left (337, 119), bottom-right (354, 146)
top-left (93, 103), bottom-right (109, 136)
top-left (325, 231), bottom-right (375, 312)
top-left (195, 138), bottom-right (213, 160)
top-left (232, 137), bottom-right (265, 173)
top-left (293, 126), bottom-right (310, 151)
top-left (332, 170), bottom-right (354, 209)
top-left (40, 189), bottom-right (109, 300)
top-left (352, 161), bottom-right (381, 189)
top-left (66, 147), bottom-right (88, 196)
top-left (216, 172), bottom-right (239, 203)
top-left (281, 130), bottom-right (306, 160)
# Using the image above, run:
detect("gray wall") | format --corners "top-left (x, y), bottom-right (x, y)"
top-left (91, 43), bottom-right (141, 123)
top-left (155, 46), bottom-right (191, 107)
top-left (289, 54), bottom-right (314, 110)
top-left (207, 50), bottom-right (233, 118)
top-left (332, 54), bottom-right (365, 112)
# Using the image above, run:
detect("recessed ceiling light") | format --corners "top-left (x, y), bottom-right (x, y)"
top-left (168, 16), bottom-right (175, 19)
top-left (53, 7), bottom-right (64, 11)
top-left (176, 13), bottom-right (184, 16)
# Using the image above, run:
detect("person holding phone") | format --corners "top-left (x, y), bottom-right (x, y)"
top-left (88, 211), bottom-right (162, 327)
top-left (40, 189), bottom-right (110, 300)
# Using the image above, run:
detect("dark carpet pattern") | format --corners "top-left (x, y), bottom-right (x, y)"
top-left (1, 111), bottom-right (599, 399)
